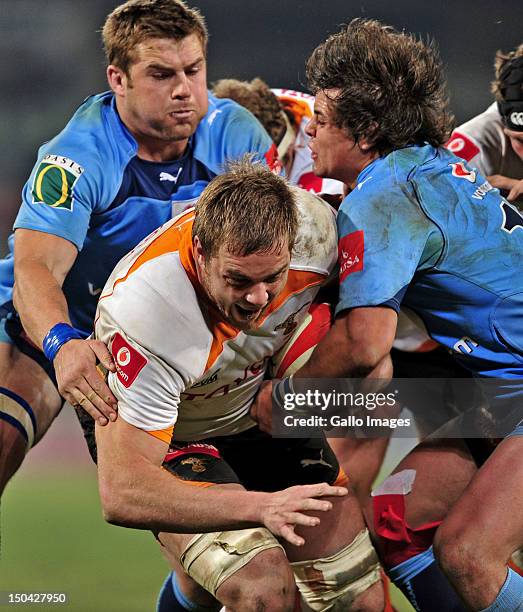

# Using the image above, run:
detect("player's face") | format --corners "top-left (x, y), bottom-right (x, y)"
top-left (505, 128), bottom-right (523, 162)
top-left (197, 242), bottom-right (291, 331)
top-left (110, 34), bottom-right (208, 159)
top-left (306, 89), bottom-right (369, 187)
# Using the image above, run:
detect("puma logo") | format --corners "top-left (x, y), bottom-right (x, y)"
top-left (300, 449), bottom-right (333, 469)
top-left (159, 168), bottom-right (183, 183)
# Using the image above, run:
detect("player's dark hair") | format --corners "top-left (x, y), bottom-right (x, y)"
top-left (306, 18), bottom-right (454, 154)
top-left (102, 0), bottom-right (207, 75)
top-left (212, 78), bottom-right (287, 145)
top-left (193, 158), bottom-right (298, 258)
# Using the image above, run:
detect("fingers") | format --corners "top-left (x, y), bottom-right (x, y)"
top-left (295, 497), bottom-right (333, 513)
top-left (507, 181), bottom-right (523, 202)
top-left (282, 511), bottom-right (321, 527)
top-left (279, 525), bottom-right (304, 547)
top-left (71, 380), bottom-right (115, 425)
top-left (297, 482), bottom-right (349, 498)
top-left (55, 339), bottom-right (118, 424)
top-left (89, 339), bottom-right (116, 372)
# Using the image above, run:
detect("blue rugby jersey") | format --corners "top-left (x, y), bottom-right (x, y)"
top-left (337, 144), bottom-right (523, 380)
top-left (0, 91), bottom-right (274, 334)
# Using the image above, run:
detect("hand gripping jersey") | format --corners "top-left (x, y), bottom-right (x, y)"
top-left (0, 91), bottom-right (274, 335)
top-left (337, 144), bottom-right (523, 381)
top-left (446, 102), bottom-right (523, 181)
top-left (94, 195), bottom-right (337, 442)
top-left (272, 89), bottom-right (344, 195)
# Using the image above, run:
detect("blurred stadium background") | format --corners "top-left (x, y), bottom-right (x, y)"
top-left (1, 1), bottom-right (522, 610)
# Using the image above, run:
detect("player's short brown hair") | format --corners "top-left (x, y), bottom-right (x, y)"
top-left (193, 159), bottom-right (297, 258)
top-left (102, 0), bottom-right (207, 75)
top-left (492, 43), bottom-right (523, 100)
top-left (306, 18), bottom-right (454, 154)
top-left (212, 78), bottom-right (287, 145)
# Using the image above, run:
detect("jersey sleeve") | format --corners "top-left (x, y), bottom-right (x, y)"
top-left (335, 181), bottom-right (436, 316)
top-left (106, 330), bottom-right (184, 434)
top-left (14, 145), bottom-right (102, 251)
top-left (222, 105), bottom-right (279, 170)
top-left (94, 255), bottom-right (211, 437)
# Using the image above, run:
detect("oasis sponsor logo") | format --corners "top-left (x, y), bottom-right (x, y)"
top-left (31, 154), bottom-right (84, 211)
top-left (110, 332), bottom-right (147, 388)
top-left (338, 230), bottom-right (364, 282)
top-left (449, 161), bottom-right (476, 183)
top-left (445, 132), bottom-right (479, 161)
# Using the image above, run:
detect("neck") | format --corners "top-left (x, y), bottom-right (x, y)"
top-left (135, 135), bottom-right (188, 162)
top-left (345, 151), bottom-right (380, 190)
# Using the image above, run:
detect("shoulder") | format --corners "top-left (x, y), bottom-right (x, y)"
top-left (98, 253), bottom-right (210, 381)
top-left (32, 92), bottom-right (135, 207)
top-left (193, 93), bottom-right (272, 170)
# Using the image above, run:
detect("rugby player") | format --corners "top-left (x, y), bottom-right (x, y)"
top-left (0, 0), bottom-right (277, 496)
top-left (212, 78), bottom-right (344, 196)
top-left (93, 162), bottom-right (386, 611)
top-left (254, 19), bottom-right (523, 611)
top-left (447, 42), bottom-right (523, 205)
top-left (212, 78), bottom-right (396, 503)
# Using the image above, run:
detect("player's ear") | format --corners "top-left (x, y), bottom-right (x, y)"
top-left (106, 65), bottom-right (128, 96)
top-left (359, 121), bottom-right (379, 152)
top-left (193, 235), bottom-right (207, 267)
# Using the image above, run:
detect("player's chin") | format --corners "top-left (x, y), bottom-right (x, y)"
top-left (230, 304), bottom-right (265, 329)
top-left (163, 122), bottom-right (198, 141)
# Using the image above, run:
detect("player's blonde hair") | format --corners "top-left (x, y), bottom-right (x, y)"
top-left (193, 159), bottom-right (298, 258)
top-left (102, 0), bottom-right (207, 75)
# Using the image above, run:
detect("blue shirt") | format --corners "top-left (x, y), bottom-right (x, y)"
top-left (337, 144), bottom-right (523, 380)
top-left (0, 91), bottom-right (273, 334)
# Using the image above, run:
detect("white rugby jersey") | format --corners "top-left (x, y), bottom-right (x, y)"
top-left (94, 194), bottom-right (337, 443)
top-left (446, 103), bottom-right (523, 179)
top-left (272, 89), bottom-right (344, 195)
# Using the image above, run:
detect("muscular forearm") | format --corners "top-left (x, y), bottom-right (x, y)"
top-left (98, 451), bottom-right (267, 532)
top-left (14, 259), bottom-right (71, 347)
top-left (296, 308), bottom-right (396, 379)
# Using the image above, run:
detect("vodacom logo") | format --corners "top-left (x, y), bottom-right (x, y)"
top-left (117, 347), bottom-right (131, 367)
top-left (447, 138), bottom-right (465, 153)
top-left (510, 111), bottom-right (523, 126)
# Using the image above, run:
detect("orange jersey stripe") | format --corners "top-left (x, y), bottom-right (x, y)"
top-left (203, 269), bottom-right (326, 372)
top-left (113, 210), bottom-right (195, 295)
top-left (333, 467), bottom-right (349, 488)
top-left (146, 427), bottom-right (174, 445)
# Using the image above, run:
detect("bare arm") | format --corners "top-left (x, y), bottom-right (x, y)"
top-left (14, 229), bottom-right (77, 344)
top-left (251, 307), bottom-right (396, 433)
top-left (13, 229), bottom-right (117, 422)
top-left (96, 417), bottom-right (347, 545)
top-left (297, 307), bottom-right (397, 379)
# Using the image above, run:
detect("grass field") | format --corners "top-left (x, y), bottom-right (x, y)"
top-left (1, 410), bottom-right (414, 611)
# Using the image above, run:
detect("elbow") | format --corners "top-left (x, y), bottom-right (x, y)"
top-left (350, 346), bottom-right (390, 377)
top-left (98, 476), bottom-right (134, 527)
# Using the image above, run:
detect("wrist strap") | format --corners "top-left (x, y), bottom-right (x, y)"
top-left (42, 323), bottom-right (83, 362)
top-left (272, 375), bottom-right (295, 411)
